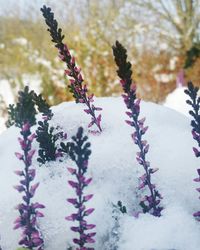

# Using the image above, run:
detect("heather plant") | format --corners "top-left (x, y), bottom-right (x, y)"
top-left (14, 122), bottom-right (45, 249)
top-left (33, 92), bottom-right (64, 164)
top-left (36, 121), bottom-right (66, 164)
top-left (41, 5), bottom-right (103, 133)
top-left (36, 119), bottom-right (58, 164)
top-left (65, 127), bottom-right (96, 249)
top-left (6, 85), bottom-right (63, 164)
top-left (6, 103), bottom-right (16, 127)
top-left (33, 93), bottom-right (53, 119)
top-left (6, 86), bottom-right (53, 129)
top-left (184, 81), bottom-right (200, 220)
top-left (6, 86), bottom-right (37, 128)
top-left (117, 201), bottom-right (127, 214)
top-left (112, 41), bottom-right (163, 217)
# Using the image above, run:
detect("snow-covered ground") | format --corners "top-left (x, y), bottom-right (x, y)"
top-left (164, 86), bottom-right (189, 117)
top-left (0, 97), bottom-right (200, 250)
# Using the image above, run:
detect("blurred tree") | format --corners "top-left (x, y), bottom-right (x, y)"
top-left (115, 0), bottom-right (200, 98)
top-left (0, 0), bottom-right (200, 119)
top-left (130, 0), bottom-right (200, 54)
top-left (185, 43), bottom-right (200, 68)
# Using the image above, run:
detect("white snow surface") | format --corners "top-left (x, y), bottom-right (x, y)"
top-left (0, 97), bottom-right (200, 250)
top-left (164, 87), bottom-right (190, 117)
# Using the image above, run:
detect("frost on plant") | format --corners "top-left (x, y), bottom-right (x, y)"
top-left (112, 41), bottom-right (163, 217)
top-left (65, 127), bottom-right (96, 249)
top-left (105, 202), bottom-right (126, 250)
top-left (40, 5), bottom-right (102, 133)
top-left (14, 122), bottom-right (45, 249)
top-left (185, 81), bottom-right (200, 220)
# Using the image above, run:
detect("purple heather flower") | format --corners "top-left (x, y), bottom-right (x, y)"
top-left (113, 41), bottom-right (163, 217)
top-left (66, 127), bottom-right (95, 249)
top-left (15, 152), bottom-right (24, 160)
top-left (41, 6), bottom-right (102, 133)
top-left (14, 122), bottom-right (45, 249)
top-left (185, 82), bottom-right (200, 221)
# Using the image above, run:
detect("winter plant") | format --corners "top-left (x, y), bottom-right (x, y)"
top-left (33, 93), bottom-right (53, 119)
top-left (6, 86), bottom-right (37, 128)
top-left (14, 122), bottom-right (45, 249)
top-left (112, 41), bottom-right (163, 217)
top-left (117, 200), bottom-right (127, 214)
top-left (65, 127), bottom-right (96, 249)
top-left (36, 119), bottom-right (59, 164)
top-left (184, 81), bottom-right (200, 220)
top-left (41, 5), bottom-right (102, 133)
top-left (6, 85), bottom-right (64, 164)
top-left (34, 93), bottom-right (66, 164)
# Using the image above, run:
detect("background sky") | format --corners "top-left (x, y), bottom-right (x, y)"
top-left (0, 0), bottom-right (54, 17)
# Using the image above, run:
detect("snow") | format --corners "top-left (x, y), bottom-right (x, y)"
top-left (0, 97), bottom-right (200, 250)
top-left (164, 87), bottom-right (190, 117)
top-left (154, 73), bottom-right (174, 83)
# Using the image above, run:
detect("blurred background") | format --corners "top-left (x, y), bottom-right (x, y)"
top-left (0, 0), bottom-right (200, 131)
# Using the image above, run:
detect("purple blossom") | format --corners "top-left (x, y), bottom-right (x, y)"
top-left (14, 122), bottom-right (45, 249)
top-left (185, 82), bottom-right (200, 220)
top-left (66, 127), bottom-right (96, 249)
top-left (41, 6), bottom-right (103, 133)
top-left (60, 44), bottom-right (102, 133)
top-left (113, 41), bottom-right (163, 217)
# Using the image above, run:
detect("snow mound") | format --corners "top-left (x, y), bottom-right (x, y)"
top-left (0, 97), bottom-right (200, 250)
top-left (164, 87), bottom-right (190, 117)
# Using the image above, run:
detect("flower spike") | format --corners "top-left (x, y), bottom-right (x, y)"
top-left (66, 127), bottom-right (96, 249)
top-left (41, 6), bottom-right (102, 133)
top-left (14, 122), bottom-right (45, 249)
top-left (112, 41), bottom-right (163, 217)
top-left (185, 82), bottom-right (200, 220)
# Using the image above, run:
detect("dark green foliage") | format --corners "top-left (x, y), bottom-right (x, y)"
top-left (139, 200), bottom-right (149, 214)
top-left (60, 141), bottom-right (71, 155)
top-left (6, 85), bottom-right (59, 165)
top-left (6, 86), bottom-right (37, 128)
top-left (117, 200), bottom-right (127, 214)
top-left (63, 127), bottom-right (91, 164)
top-left (33, 93), bottom-right (53, 119)
top-left (6, 104), bottom-right (16, 127)
top-left (112, 41), bottom-right (133, 94)
top-left (33, 92), bottom-right (58, 165)
top-left (40, 5), bottom-right (82, 104)
top-left (184, 82), bottom-right (200, 134)
top-left (40, 5), bottom-right (64, 50)
top-left (6, 86), bottom-right (53, 128)
top-left (184, 44), bottom-right (200, 68)
top-left (36, 120), bottom-right (58, 164)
